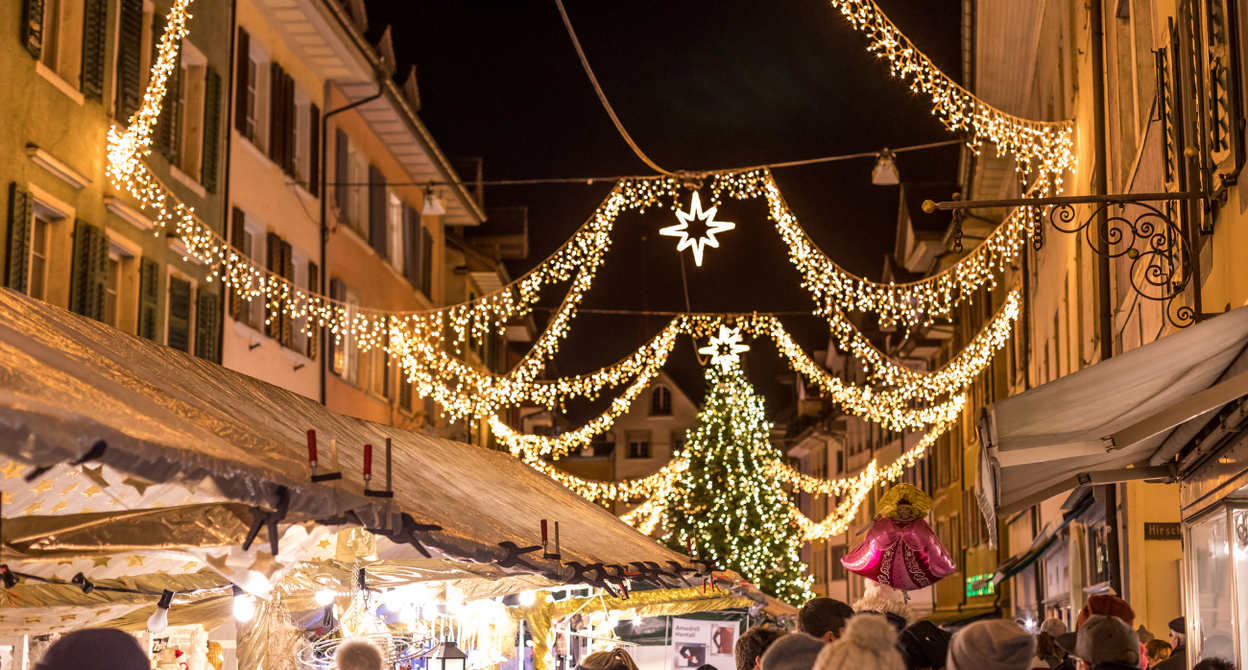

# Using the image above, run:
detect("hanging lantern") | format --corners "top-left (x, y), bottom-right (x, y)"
top-left (427, 640), bottom-right (468, 670)
top-left (872, 150), bottom-right (900, 185)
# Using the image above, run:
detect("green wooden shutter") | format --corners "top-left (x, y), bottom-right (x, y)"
top-left (154, 26), bottom-right (181, 163)
top-left (334, 129), bottom-right (348, 218)
top-left (195, 287), bottom-right (221, 363)
top-left (5, 183), bottom-right (32, 292)
top-left (69, 220), bottom-right (109, 321)
top-left (80, 0), bottom-right (108, 101)
top-left (21, 0), bottom-right (44, 59)
top-left (307, 261), bottom-right (319, 360)
top-left (138, 257), bottom-right (160, 340)
top-left (166, 276), bottom-right (191, 351)
top-left (420, 227), bottom-right (433, 298)
top-left (403, 205), bottom-right (419, 288)
top-left (368, 165), bottom-right (386, 258)
top-left (268, 62), bottom-right (285, 164)
top-left (265, 231), bottom-right (282, 339)
top-left (114, 0), bottom-right (143, 123)
top-left (234, 28), bottom-right (250, 135)
top-left (308, 104), bottom-right (320, 197)
top-left (228, 207), bottom-right (246, 322)
top-left (279, 239), bottom-right (293, 347)
top-left (201, 66), bottom-right (222, 193)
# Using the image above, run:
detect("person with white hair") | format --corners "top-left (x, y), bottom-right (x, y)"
top-left (335, 637), bottom-right (385, 670)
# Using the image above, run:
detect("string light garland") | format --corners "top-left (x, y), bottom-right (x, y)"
top-left (824, 0), bottom-right (1075, 192)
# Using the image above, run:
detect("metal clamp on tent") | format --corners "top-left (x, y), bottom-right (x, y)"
top-left (369, 513), bottom-right (443, 558)
top-left (242, 486), bottom-right (290, 555)
top-left (495, 541), bottom-right (542, 571)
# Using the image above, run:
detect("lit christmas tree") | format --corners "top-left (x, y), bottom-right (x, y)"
top-left (662, 359), bottom-right (814, 603)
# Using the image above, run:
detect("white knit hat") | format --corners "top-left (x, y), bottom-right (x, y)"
top-left (814, 614), bottom-right (904, 670)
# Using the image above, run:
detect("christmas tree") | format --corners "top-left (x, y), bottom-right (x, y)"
top-left (662, 361), bottom-right (814, 603)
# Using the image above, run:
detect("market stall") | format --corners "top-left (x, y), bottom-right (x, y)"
top-left (0, 290), bottom-right (726, 668)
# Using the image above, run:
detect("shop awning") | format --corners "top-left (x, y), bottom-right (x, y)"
top-left (991, 493), bottom-right (1092, 584)
top-left (979, 306), bottom-right (1248, 524)
top-left (0, 290), bottom-right (700, 599)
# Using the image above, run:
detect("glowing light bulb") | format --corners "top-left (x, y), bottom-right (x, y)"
top-left (315, 590), bottom-right (335, 606)
top-left (519, 590), bottom-right (537, 606)
top-left (233, 593), bottom-right (255, 622)
top-left (399, 604), bottom-right (417, 623)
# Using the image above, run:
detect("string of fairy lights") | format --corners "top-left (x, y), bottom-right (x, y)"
top-left (825, 0), bottom-right (1075, 193)
top-left (102, 0), bottom-right (1049, 547)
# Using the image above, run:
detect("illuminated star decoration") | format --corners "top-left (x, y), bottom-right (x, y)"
top-left (660, 192), bottom-right (735, 266)
top-left (698, 325), bottom-right (750, 372)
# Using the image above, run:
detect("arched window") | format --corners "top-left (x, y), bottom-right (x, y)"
top-left (650, 386), bottom-right (672, 416)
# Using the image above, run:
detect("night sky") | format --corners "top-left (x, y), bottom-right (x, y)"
top-left (367, 1), bottom-right (963, 419)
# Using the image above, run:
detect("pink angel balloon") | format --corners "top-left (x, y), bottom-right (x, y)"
top-left (841, 483), bottom-right (957, 590)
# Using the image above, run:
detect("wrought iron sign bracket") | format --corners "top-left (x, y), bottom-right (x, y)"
top-left (922, 191), bottom-right (1212, 328)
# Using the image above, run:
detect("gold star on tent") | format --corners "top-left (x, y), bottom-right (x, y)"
top-left (659, 192), bottom-right (735, 267)
top-left (697, 325), bottom-right (751, 372)
top-left (203, 553), bottom-right (232, 575)
top-left (32, 479), bottom-right (52, 494)
top-left (1, 460), bottom-right (23, 480)
top-left (181, 561), bottom-right (198, 571)
top-left (60, 614), bottom-right (77, 622)
top-left (80, 465), bottom-right (109, 489)
top-left (249, 551), bottom-right (280, 578)
top-left (121, 477), bottom-right (153, 496)
top-left (92, 556), bottom-right (112, 568)
top-left (124, 555), bottom-right (145, 567)
top-left (50, 501), bottom-right (67, 513)
top-left (1, 491), bottom-right (12, 505)
top-left (317, 539), bottom-right (332, 549)
top-left (60, 482), bottom-right (78, 496)
top-left (23, 502), bottom-right (42, 516)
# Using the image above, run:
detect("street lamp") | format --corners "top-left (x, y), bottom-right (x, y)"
top-left (872, 150), bottom-right (900, 185)
top-left (422, 188), bottom-right (446, 216)
top-left (428, 640), bottom-right (468, 670)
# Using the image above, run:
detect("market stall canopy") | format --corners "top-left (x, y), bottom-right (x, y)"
top-left (0, 290), bottom-right (701, 599)
top-left (979, 305), bottom-right (1248, 526)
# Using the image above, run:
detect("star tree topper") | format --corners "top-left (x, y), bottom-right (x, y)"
top-left (699, 325), bottom-right (750, 372)
top-left (660, 192), bottom-right (735, 266)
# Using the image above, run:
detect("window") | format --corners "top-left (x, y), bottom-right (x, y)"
top-left (627, 431), bottom-right (651, 459)
top-left (233, 31), bottom-right (269, 151)
top-left (345, 291), bottom-right (360, 384)
top-left (650, 386), bottom-right (672, 415)
top-left (244, 57), bottom-right (257, 140)
top-left (172, 41), bottom-right (212, 183)
top-left (829, 545), bottom-right (847, 581)
top-left (346, 141), bottom-right (369, 236)
top-left (244, 225), bottom-right (264, 329)
top-left (670, 430), bottom-right (686, 453)
top-left (387, 191), bottom-right (403, 271)
top-left (369, 345), bottom-right (391, 399)
top-left (34, 0), bottom-right (88, 88)
top-left (291, 252), bottom-right (308, 353)
top-left (28, 214), bottom-right (51, 302)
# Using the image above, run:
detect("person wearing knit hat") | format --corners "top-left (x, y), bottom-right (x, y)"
top-left (761, 633), bottom-right (825, 670)
top-left (1076, 596), bottom-right (1135, 629)
top-left (34, 629), bottom-right (150, 670)
top-left (946, 620), bottom-right (1036, 670)
top-left (1152, 618), bottom-right (1186, 670)
top-left (1070, 615), bottom-right (1141, 670)
top-left (814, 614), bottom-right (904, 670)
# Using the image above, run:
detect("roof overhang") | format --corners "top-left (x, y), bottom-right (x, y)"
top-left (979, 305), bottom-right (1248, 522)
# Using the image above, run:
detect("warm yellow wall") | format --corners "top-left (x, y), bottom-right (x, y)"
top-left (1125, 481), bottom-right (1184, 636)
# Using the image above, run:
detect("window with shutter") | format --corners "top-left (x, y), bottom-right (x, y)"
top-left (195, 287), bottom-right (220, 362)
top-left (228, 207), bottom-right (247, 322)
top-left (200, 66), bottom-right (221, 192)
top-left (265, 231), bottom-right (282, 339)
top-left (421, 227), bottom-right (433, 298)
top-left (399, 374), bottom-right (413, 413)
top-left (334, 129), bottom-right (348, 220)
top-left (306, 261), bottom-right (319, 360)
top-left (368, 165), bottom-right (387, 258)
top-left (22, 0), bottom-right (45, 59)
top-left (69, 220), bottom-right (109, 321)
top-left (382, 331), bottom-right (391, 400)
top-left (138, 257), bottom-right (160, 340)
top-left (308, 104), bottom-right (320, 197)
top-left (6, 184), bottom-right (33, 293)
top-left (234, 28), bottom-right (250, 136)
top-left (80, 0), bottom-right (107, 101)
top-left (113, 0), bottom-right (143, 123)
top-left (166, 275), bottom-right (192, 352)
top-left (284, 73), bottom-right (296, 175)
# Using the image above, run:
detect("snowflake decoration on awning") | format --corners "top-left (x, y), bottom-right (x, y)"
top-left (660, 192), bottom-right (735, 266)
top-left (698, 325), bottom-right (750, 372)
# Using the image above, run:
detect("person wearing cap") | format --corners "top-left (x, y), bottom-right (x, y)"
top-left (1152, 618), bottom-right (1186, 670)
top-left (946, 619), bottom-right (1036, 670)
top-left (1056, 615), bottom-right (1141, 670)
top-left (762, 632), bottom-right (826, 670)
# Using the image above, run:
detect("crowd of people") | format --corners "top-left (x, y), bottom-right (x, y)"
top-left (23, 593), bottom-right (1236, 670)
top-left (729, 594), bottom-right (1230, 670)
